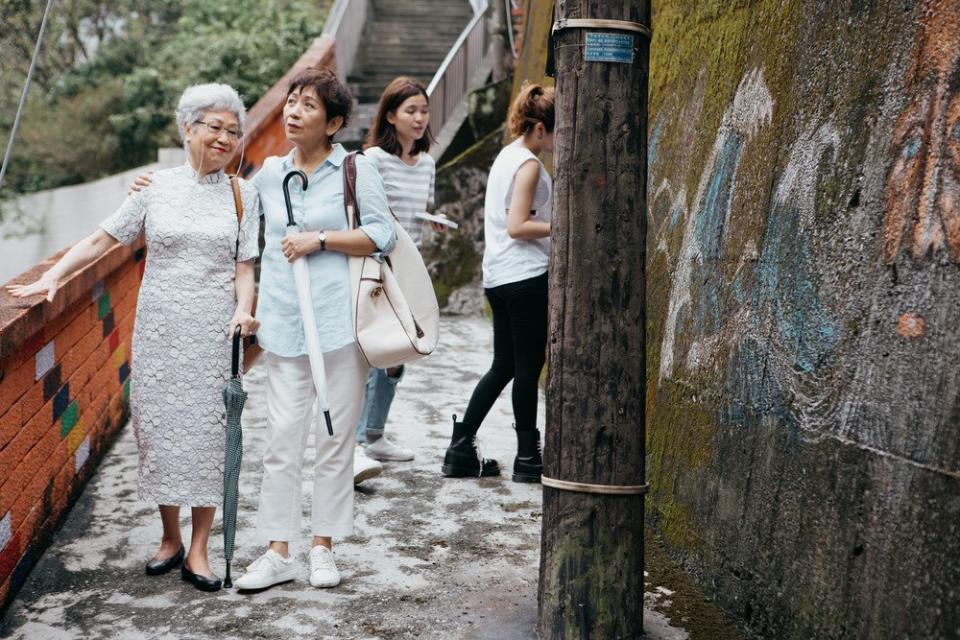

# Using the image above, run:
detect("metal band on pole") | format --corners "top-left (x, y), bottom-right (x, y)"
top-left (552, 18), bottom-right (652, 39)
top-left (541, 475), bottom-right (650, 496)
top-left (0, 0), bottom-right (56, 194)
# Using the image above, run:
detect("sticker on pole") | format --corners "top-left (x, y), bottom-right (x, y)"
top-left (584, 32), bottom-right (634, 63)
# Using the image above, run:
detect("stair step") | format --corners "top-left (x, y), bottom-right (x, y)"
top-left (344, 0), bottom-right (475, 111)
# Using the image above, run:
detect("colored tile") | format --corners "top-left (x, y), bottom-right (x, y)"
top-left (10, 544), bottom-right (34, 594)
top-left (118, 362), bottom-right (130, 384)
top-left (109, 328), bottom-right (120, 353)
top-left (96, 292), bottom-right (111, 320)
top-left (60, 400), bottom-right (79, 438)
top-left (75, 437), bottom-right (90, 472)
top-left (122, 379), bottom-right (131, 401)
top-left (134, 247), bottom-right (145, 262)
top-left (0, 512), bottom-right (10, 551)
top-left (34, 341), bottom-right (55, 381)
top-left (0, 533), bottom-right (21, 584)
top-left (101, 311), bottom-right (115, 338)
top-left (90, 280), bottom-right (105, 303)
top-left (22, 332), bottom-right (44, 360)
top-left (66, 421), bottom-right (85, 454)
top-left (112, 345), bottom-right (127, 369)
top-left (53, 385), bottom-right (71, 422)
top-left (42, 365), bottom-right (61, 403)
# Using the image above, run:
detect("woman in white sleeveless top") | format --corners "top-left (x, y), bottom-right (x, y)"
top-left (442, 84), bottom-right (554, 483)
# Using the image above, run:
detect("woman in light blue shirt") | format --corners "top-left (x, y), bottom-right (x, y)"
top-left (233, 68), bottom-right (395, 591)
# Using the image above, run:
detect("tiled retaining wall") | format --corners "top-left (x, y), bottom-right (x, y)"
top-left (0, 242), bottom-right (144, 608)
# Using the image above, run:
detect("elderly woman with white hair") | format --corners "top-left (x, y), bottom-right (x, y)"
top-left (8, 83), bottom-right (260, 593)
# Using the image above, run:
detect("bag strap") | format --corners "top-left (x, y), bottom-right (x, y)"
top-left (342, 152), bottom-right (362, 230)
top-left (230, 175), bottom-right (243, 259)
top-left (230, 175), bottom-right (244, 222)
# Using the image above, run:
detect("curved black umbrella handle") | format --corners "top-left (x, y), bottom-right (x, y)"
top-left (282, 170), bottom-right (309, 227)
top-left (231, 325), bottom-right (242, 379)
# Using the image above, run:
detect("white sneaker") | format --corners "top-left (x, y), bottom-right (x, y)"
top-left (308, 545), bottom-right (341, 588)
top-left (364, 435), bottom-right (415, 462)
top-left (234, 549), bottom-right (298, 590)
top-left (353, 447), bottom-right (383, 485)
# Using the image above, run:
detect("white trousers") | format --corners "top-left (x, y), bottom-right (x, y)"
top-left (256, 344), bottom-right (366, 542)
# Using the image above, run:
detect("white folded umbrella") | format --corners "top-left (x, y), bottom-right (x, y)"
top-left (283, 170), bottom-right (333, 436)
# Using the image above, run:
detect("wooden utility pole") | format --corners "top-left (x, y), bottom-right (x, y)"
top-left (538, 2), bottom-right (650, 639)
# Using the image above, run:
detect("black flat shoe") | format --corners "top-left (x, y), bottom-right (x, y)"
top-left (181, 562), bottom-right (222, 592)
top-left (145, 545), bottom-right (184, 576)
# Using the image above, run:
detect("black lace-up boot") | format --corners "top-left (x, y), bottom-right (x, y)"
top-left (441, 415), bottom-right (500, 478)
top-left (512, 427), bottom-right (542, 483)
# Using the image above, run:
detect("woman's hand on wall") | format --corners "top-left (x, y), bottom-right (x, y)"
top-left (6, 229), bottom-right (119, 302)
top-left (6, 270), bottom-right (61, 302)
top-left (280, 232), bottom-right (321, 262)
top-left (228, 309), bottom-right (260, 338)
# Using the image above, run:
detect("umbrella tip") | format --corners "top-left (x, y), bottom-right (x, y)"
top-left (224, 563), bottom-right (232, 588)
top-left (324, 411), bottom-right (333, 436)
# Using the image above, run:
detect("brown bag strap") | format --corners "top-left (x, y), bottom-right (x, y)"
top-left (342, 152), bottom-right (362, 229)
top-left (230, 175), bottom-right (244, 260)
top-left (230, 175), bottom-right (244, 223)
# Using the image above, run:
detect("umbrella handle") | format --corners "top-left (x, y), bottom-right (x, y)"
top-left (232, 325), bottom-right (242, 378)
top-left (282, 170), bottom-right (309, 227)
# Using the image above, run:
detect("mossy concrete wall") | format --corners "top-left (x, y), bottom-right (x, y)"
top-left (645, 1), bottom-right (960, 638)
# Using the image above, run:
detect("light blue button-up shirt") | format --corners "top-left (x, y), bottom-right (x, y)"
top-left (254, 144), bottom-right (396, 357)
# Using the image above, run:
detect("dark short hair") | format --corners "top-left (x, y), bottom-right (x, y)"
top-left (287, 67), bottom-right (353, 136)
top-left (364, 76), bottom-right (434, 156)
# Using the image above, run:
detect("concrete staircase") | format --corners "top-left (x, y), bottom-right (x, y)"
top-left (339, 0), bottom-right (475, 147)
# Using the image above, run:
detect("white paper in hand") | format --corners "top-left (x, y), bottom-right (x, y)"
top-left (415, 211), bottom-right (459, 229)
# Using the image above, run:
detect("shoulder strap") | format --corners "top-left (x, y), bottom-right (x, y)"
top-left (230, 175), bottom-right (244, 222)
top-left (342, 152), bottom-right (362, 230)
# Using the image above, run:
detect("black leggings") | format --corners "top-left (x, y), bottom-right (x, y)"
top-left (462, 273), bottom-right (547, 433)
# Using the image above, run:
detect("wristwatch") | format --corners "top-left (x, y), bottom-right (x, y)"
top-left (317, 230), bottom-right (327, 251)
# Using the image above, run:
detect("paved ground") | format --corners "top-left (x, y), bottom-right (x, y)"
top-left (0, 317), bottom-right (727, 640)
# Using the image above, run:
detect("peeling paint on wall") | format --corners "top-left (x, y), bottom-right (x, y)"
top-left (883, 1), bottom-right (960, 263)
top-left (660, 69), bottom-right (773, 380)
top-left (640, 1), bottom-right (960, 638)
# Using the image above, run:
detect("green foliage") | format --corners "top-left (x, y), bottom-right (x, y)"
top-left (1, 0), bottom-right (328, 194)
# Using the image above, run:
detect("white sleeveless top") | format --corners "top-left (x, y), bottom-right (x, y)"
top-left (482, 138), bottom-right (552, 288)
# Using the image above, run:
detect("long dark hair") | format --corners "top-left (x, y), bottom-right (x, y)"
top-left (364, 76), bottom-right (435, 156)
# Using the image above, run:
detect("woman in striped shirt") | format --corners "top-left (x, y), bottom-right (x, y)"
top-left (354, 76), bottom-right (445, 467)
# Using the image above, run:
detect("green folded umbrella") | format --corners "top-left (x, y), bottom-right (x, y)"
top-left (222, 326), bottom-right (246, 588)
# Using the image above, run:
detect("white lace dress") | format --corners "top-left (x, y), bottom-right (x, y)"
top-left (100, 164), bottom-right (260, 507)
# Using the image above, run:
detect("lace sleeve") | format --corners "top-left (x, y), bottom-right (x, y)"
top-left (100, 189), bottom-right (148, 245)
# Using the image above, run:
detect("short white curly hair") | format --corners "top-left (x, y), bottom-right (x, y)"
top-left (175, 83), bottom-right (246, 143)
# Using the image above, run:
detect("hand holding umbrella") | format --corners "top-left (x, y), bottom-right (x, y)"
top-left (282, 170), bottom-right (334, 436)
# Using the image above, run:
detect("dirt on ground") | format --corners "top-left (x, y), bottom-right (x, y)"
top-left (0, 317), bottom-right (736, 640)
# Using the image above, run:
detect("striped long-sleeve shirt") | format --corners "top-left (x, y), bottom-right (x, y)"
top-left (365, 146), bottom-right (436, 247)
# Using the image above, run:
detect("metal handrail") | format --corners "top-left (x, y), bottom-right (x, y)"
top-left (426, 2), bottom-right (491, 148)
top-left (321, 0), bottom-right (368, 81)
top-left (426, 6), bottom-right (488, 95)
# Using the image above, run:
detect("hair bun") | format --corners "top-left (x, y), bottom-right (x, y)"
top-left (508, 83), bottom-right (555, 138)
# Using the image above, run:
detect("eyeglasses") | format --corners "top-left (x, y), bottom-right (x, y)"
top-left (195, 120), bottom-right (241, 140)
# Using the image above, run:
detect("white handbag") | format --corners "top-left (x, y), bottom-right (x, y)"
top-left (343, 153), bottom-right (440, 369)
